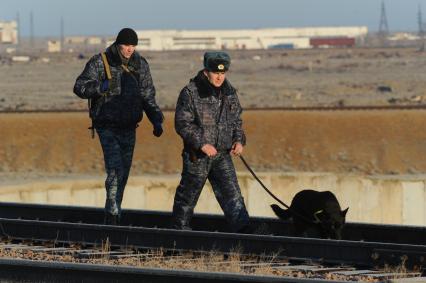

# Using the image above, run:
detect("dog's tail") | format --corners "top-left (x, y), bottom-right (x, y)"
top-left (271, 204), bottom-right (292, 220)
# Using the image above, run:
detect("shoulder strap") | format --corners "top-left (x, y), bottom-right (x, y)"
top-left (100, 52), bottom-right (112, 80)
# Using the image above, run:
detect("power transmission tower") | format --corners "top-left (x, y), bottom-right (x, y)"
top-left (378, 1), bottom-right (389, 46)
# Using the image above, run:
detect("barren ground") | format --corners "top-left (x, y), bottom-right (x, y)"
top-left (1, 48), bottom-right (426, 180)
top-left (2, 48), bottom-right (426, 111)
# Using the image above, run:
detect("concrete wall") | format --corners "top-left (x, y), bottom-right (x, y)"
top-left (1, 172), bottom-right (425, 226)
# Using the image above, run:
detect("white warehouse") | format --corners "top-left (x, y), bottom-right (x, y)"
top-left (0, 20), bottom-right (18, 44)
top-left (131, 26), bottom-right (368, 51)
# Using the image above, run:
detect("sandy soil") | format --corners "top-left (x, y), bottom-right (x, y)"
top-left (1, 110), bottom-right (426, 179)
top-left (2, 48), bottom-right (426, 111)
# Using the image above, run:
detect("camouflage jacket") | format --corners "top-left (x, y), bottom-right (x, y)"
top-left (73, 43), bottom-right (163, 129)
top-left (175, 71), bottom-right (246, 152)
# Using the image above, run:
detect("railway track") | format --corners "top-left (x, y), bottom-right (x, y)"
top-left (0, 243), bottom-right (422, 283)
top-left (0, 202), bottom-right (424, 282)
top-left (0, 202), bottom-right (424, 245)
top-left (1, 104), bottom-right (426, 113)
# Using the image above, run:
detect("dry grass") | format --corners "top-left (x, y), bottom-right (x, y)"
top-left (1, 242), bottom-right (422, 282)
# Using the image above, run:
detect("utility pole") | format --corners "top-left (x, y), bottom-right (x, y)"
top-left (418, 5), bottom-right (426, 51)
top-left (60, 16), bottom-right (64, 52)
top-left (378, 0), bottom-right (389, 47)
top-left (16, 12), bottom-right (20, 47)
top-left (30, 11), bottom-right (34, 48)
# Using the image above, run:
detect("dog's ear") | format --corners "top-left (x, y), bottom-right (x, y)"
top-left (341, 207), bottom-right (349, 217)
top-left (271, 204), bottom-right (291, 220)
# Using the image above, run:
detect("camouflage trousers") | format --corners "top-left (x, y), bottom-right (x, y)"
top-left (97, 128), bottom-right (136, 220)
top-left (172, 151), bottom-right (250, 232)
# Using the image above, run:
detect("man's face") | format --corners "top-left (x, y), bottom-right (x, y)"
top-left (204, 70), bottom-right (226, 87)
top-left (119, 44), bottom-right (136, 59)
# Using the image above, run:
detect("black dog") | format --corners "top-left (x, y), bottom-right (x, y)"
top-left (271, 189), bottom-right (348, 239)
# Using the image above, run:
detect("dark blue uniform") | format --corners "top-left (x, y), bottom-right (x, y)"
top-left (73, 43), bottom-right (163, 224)
top-left (172, 71), bottom-right (249, 232)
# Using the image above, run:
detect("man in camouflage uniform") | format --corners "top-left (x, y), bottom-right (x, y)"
top-left (73, 28), bottom-right (164, 225)
top-left (171, 51), bottom-right (251, 233)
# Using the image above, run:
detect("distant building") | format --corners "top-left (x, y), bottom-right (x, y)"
top-left (65, 36), bottom-right (86, 45)
top-left (86, 37), bottom-right (102, 45)
top-left (47, 40), bottom-right (61, 52)
top-left (388, 32), bottom-right (420, 41)
top-left (0, 20), bottom-right (18, 44)
top-left (129, 26), bottom-right (368, 51)
top-left (310, 37), bottom-right (356, 48)
top-left (65, 36), bottom-right (103, 45)
top-left (11, 55), bottom-right (30, 62)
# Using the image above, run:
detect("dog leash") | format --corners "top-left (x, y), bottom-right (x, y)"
top-left (239, 155), bottom-right (291, 210)
top-left (239, 155), bottom-right (319, 224)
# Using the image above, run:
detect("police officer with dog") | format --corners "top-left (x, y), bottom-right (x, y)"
top-left (73, 28), bottom-right (164, 225)
top-left (171, 51), bottom-right (252, 233)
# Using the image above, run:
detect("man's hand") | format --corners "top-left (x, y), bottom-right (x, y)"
top-left (201, 144), bottom-right (217, 157)
top-left (231, 142), bottom-right (243, 156)
top-left (153, 123), bottom-right (163, 137)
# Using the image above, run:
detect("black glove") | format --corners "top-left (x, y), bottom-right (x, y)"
top-left (100, 79), bottom-right (118, 94)
top-left (100, 80), bottom-right (109, 92)
top-left (153, 123), bottom-right (163, 137)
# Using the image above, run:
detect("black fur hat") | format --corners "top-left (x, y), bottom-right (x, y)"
top-left (116, 28), bottom-right (138, 46)
top-left (204, 51), bottom-right (231, 72)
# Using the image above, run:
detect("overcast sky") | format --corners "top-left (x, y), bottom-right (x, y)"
top-left (1, 0), bottom-right (425, 37)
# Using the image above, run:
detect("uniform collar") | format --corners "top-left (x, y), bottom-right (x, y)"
top-left (105, 43), bottom-right (141, 70)
top-left (193, 70), bottom-right (234, 98)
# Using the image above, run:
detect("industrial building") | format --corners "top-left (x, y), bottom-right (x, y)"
top-left (128, 26), bottom-right (368, 51)
top-left (65, 36), bottom-right (103, 45)
top-left (47, 40), bottom-right (61, 53)
top-left (0, 20), bottom-right (18, 44)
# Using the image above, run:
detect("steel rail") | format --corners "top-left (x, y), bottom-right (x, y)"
top-left (0, 258), bottom-right (349, 283)
top-left (1, 104), bottom-right (426, 114)
top-left (0, 217), bottom-right (424, 269)
top-left (0, 202), bottom-right (424, 245)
